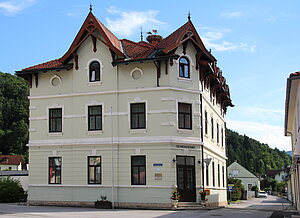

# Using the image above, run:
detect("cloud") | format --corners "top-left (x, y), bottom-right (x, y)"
top-left (199, 27), bottom-right (256, 52)
top-left (105, 6), bottom-right (164, 37)
top-left (227, 119), bottom-right (291, 151)
top-left (0, 0), bottom-right (35, 15)
top-left (221, 11), bottom-right (243, 18)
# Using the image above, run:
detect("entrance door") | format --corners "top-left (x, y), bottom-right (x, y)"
top-left (176, 156), bottom-right (196, 202)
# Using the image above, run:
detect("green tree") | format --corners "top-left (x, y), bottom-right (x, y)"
top-left (0, 72), bottom-right (29, 156)
top-left (228, 178), bottom-right (245, 201)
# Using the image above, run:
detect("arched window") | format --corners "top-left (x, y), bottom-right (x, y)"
top-left (179, 57), bottom-right (190, 78)
top-left (89, 61), bottom-right (100, 82)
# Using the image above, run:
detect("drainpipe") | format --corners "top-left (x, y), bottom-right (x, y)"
top-left (200, 93), bottom-right (205, 191)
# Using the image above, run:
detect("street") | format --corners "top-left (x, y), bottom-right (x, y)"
top-left (0, 196), bottom-right (295, 218)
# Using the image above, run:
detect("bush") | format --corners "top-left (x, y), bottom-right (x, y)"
top-left (0, 176), bottom-right (25, 202)
top-left (228, 178), bottom-right (245, 201)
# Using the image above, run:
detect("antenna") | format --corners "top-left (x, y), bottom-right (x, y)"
top-left (140, 27), bottom-right (143, 41)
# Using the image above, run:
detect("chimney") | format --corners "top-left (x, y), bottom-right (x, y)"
top-left (146, 29), bottom-right (163, 44)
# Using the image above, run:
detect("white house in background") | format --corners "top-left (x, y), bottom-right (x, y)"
top-left (0, 170), bottom-right (29, 191)
top-left (266, 169), bottom-right (286, 182)
top-left (16, 10), bottom-right (233, 208)
top-left (228, 161), bottom-right (260, 191)
top-left (285, 71), bottom-right (300, 210)
top-left (0, 155), bottom-right (22, 171)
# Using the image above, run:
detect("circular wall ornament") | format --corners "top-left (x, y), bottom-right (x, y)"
top-left (50, 75), bottom-right (62, 87)
top-left (130, 67), bottom-right (143, 80)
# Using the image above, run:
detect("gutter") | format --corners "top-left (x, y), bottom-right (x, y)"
top-left (284, 75), bottom-right (300, 136)
top-left (15, 64), bottom-right (73, 75)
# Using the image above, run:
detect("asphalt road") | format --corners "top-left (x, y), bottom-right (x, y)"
top-left (0, 195), bottom-right (295, 218)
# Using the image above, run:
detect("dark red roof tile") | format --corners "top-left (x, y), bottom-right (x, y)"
top-left (0, 155), bottom-right (22, 165)
top-left (23, 59), bottom-right (63, 71)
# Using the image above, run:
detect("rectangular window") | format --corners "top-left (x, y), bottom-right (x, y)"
top-left (178, 103), bottom-right (192, 129)
top-left (221, 127), bottom-right (224, 147)
top-left (217, 123), bottom-right (219, 144)
top-left (211, 118), bottom-right (214, 139)
top-left (88, 105), bottom-right (102, 131)
top-left (131, 156), bottom-right (146, 185)
top-left (222, 166), bottom-right (225, 187)
top-left (49, 108), bottom-right (62, 132)
top-left (49, 157), bottom-right (61, 184)
top-left (88, 156), bottom-right (101, 184)
top-left (212, 161), bottom-right (215, 187)
top-left (206, 163), bottom-right (209, 186)
top-left (205, 111), bottom-right (208, 135)
top-left (218, 164), bottom-right (220, 187)
top-left (130, 103), bottom-right (146, 129)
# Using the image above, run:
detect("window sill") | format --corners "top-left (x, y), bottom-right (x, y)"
top-left (177, 129), bottom-right (193, 134)
top-left (177, 77), bottom-right (192, 83)
top-left (88, 81), bottom-right (102, 86)
top-left (129, 129), bottom-right (147, 134)
top-left (87, 130), bottom-right (103, 135)
top-left (48, 132), bottom-right (63, 137)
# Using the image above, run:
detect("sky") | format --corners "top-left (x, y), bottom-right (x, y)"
top-left (0, 0), bottom-right (299, 151)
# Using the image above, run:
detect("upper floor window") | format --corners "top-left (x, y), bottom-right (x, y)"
top-left (131, 156), bottom-right (146, 185)
top-left (178, 103), bottom-right (192, 129)
top-left (88, 156), bottom-right (101, 184)
top-left (204, 111), bottom-right (208, 135)
top-left (221, 127), bottom-right (224, 147)
top-left (217, 123), bottom-right (219, 144)
top-left (179, 57), bottom-right (190, 78)
top-left (211, 117), bottom-right (214, 139)
top-left (88, 105), bottom-right (102, 131)
top-left (49, 108), bottom-right (62, 133)
top-left (130, 103), bottom-right (146, 129)
top-left (89, 61), bottom-right (100, 82)
top-left (49, 157), bottom-right (61, 184)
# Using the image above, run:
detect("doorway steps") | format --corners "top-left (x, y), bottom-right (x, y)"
top-left (176, 202), bottom-right (206, 210)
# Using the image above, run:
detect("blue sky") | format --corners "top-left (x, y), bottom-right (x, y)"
top-left (0, 0), bottom-right (298, 151)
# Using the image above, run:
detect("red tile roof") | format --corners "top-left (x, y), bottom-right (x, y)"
top-left (23, 59), bottom-right (63, 71)
top-left (290, 71), bottom-right (300, 77)
top-left (0, 155), bottom-right (22, 165)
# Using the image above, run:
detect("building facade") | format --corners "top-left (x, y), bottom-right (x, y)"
top-left (0, 155), bottom-right (22, 171)
top-left (285, 71), bottom-right (300, 209)
top-left (228, 161), bottom-right (260, 191)
top-left (17, 11), bottom-right (233, 208)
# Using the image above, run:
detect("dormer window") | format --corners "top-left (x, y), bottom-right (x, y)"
top-left (89, 61), bottom-right (100, 82)
top-left (179, 57), bottom-right (190, 78)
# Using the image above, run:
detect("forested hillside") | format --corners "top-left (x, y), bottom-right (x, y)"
top-left (226, 129), bottom-right (291, 175)
top-left (0, 72), bottom-right (28, 155)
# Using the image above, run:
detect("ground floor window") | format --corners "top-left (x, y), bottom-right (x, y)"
top-left (49, 157), bottom-right (61, 184)
top-left (131, 156), bottom-right (146, 185)
top-left (88, 156), bottom-right (101, 184)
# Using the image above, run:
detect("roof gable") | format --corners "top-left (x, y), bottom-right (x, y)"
top-left (228, 162), bottom-right (257, 178)
top-left (61, 12), bottom-right (123, 64)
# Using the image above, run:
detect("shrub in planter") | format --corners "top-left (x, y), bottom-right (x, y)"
top-left (95, 196), bottom-right (112, 209)
top-left (0, 176), bottom-right (25, 203)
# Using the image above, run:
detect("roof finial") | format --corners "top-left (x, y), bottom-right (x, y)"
top-left (188, 11), bottom-right (191, 21)
top-left (89, 3), bottom-right (93, 12)
top-left (140, 27), bottom-right (143, 42)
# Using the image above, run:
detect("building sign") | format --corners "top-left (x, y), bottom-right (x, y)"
top-left (153, 163), bottom-right (163, 166)
top-left (176, 145), bottom-right (195, 149)
top-left (204, 189), bottom-right (210, 196)
top-left (155, 173), bottom-right (162, 180)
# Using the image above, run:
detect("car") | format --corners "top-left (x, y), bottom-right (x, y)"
top-left (257, 191), bottom-right (268, 198)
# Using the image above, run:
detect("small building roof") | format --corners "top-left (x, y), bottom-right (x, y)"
top-left (0, 155), bottom-right (22, 165)
top-left (266, 169), bottom-right (283, 177)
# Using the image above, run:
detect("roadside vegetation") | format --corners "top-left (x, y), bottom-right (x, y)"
top-left (0, 176), bottom-right (26, 202)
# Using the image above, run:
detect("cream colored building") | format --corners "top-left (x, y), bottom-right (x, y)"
top-left (285, 71), bottom-right (300, 209)
top-left (16, 11), bottom-right (233, 208)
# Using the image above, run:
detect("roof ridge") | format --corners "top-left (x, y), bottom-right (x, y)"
top-left (121, 39), bottom-right (153, 49)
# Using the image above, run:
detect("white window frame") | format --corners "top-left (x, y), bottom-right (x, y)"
top-left (128, 98), bottom-right (147, 133)
top-left (86, 58), bottom-right (104, 86)
top-left (176, 53), bottom-right (194, 82)
top-left (47, 104), bottom-right (64, 136)
top-left (85, 101), bottom-right (104, 135)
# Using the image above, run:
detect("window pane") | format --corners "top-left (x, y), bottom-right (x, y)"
top-left (179, 57), bottom-right (188, 64)
top-left (132, 167), bottom-right (139, 184)
top-left (177, 156), bottom-right (185, 165)
top-left (184, 65), bottom-right (189, 77)
top-left (132, 156), bottom-right (145, 166)
top-left (95, 167), bottom-right (101, 183)
top-left (139, 167), bottom-right (146, 184)
top-left (56, 167), bottom-right (61, 183)
top-left (186, 157), bottom-right (194, 166)
top-left (131, 103), bottom-right (145, 113)
top-left (138, 114), bottom-right (145, 128)
top-left (179, 114), bottom-right (185, 128)
top-left (89, 167), bottom-right (95, 183)
top-left (131, 103), bottom-right (145, 129)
